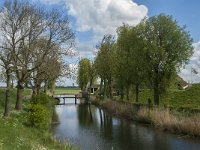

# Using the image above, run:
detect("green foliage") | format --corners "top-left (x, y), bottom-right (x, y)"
top-left (27, 92), bottom-right (52, 130)
top-left (31, 92), bottom-right (49, 105)
top-left (0, 112), bottom-right (74, 149)
top-left (27, 104), bottom-right (49, 129)
top-left (142, 14), bottom-right (193, 105)
top-left (115, 25), bottom-right (132, 99)
top-left (129, 84), bottom-right (200, 112)
top-left (115, 24), bottom-right (146, 101)
top-left (77, 58), bottom-right (92, 90)
top-left (94, 14), bottom-right (193, 105)
top-left (0, 89), bottom-right (31, 110)
top-left (0, 88), bottom-right (74, 149)
top-left (94, 35), bottom-right (115, 98)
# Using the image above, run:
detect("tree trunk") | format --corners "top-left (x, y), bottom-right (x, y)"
top-left (4, 69), bottom-right (11, 117)
top-left (49, 80), bottom-right (55, 95)
top-left (126, 86), bottom-right (130, 101)
top-left (44, 80), bottom-right (48, 94)
top-left (11, 78), bottom-right (14, 89)
top-left (32, 87), bottom-right (37, 97)
top-left (120, 89), bottom-right (124, 101)
top-left (108, 79), bottom-right (112, 99)
top-left (89, 78), bottom-right (93, 94)
top-left (99, 79), bottom-right (103, 96)
top-left (36, 81), bottom-right (41, 95)
top-left (103, 80), bottom-right (107, 99)
top-left (15, 81), bottom-right (24, 110)
top-left (109, 83), bottom-right (112, 99)
top-left (33, 78), bottom-right (40, 95)
top-left (135, 83), bottom-right (139, 103)
top-left (153, 80), bottom-right (159, 105)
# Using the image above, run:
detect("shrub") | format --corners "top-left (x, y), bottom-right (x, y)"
top-left (28, 104), bottom-right (49, 129)
top-left (31, 92), bottom-right (49, 106)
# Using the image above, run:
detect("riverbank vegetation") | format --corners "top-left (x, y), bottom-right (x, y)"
top-left (131, 84), bottom-right (200, 111)
top-left (92, 99), bottom-right (200, 137)
top-left (90, 81), bottom-right (200, 137)
top-left (0, 89), bottom-right (74, 149)
top-left (77, 14), bottom-right (199, 137)
top-left (0, 0), bottom-right (76, 149)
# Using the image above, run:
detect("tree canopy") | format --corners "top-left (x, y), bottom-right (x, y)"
top-left (77, 58), bottom-right (92, 91)
top-left (93, 14), bottom-right (193, 105)
top-left (0, 0), bottom-right (75, 115)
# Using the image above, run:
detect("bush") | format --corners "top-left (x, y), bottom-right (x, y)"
top-left (28, 104), bottom-right (49, 129)
top-left (31, 92), bottom-right (49, 106)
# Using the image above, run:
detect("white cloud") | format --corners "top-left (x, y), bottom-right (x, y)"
top-left (190, 42), bottom-right (200, 62)
top-left (65, 0), bottom-right (148, 36)
top-left (36, 0), bottom-right (148, 58)
top-left (35, 0), bottom-right (148, 86)
top-left (76, 41), bottom-right (96, 59)
top-left (179, 42), bottom-right (200, 83)
top-left (65, 0), bottom-right (148, 58)
top-left (34, 0), bottom-right (63, 5)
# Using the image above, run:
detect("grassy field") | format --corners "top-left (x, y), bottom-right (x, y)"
top-left (54, 88), bottom-right (81, 95)
top-left (0, 111), bottom-right (73, 150)
top-left (120, 84), bottom-right (200, 111)
top-left (0, 88), bottom-right (31, 111)
top-left (53, 84), bottom-right (200, 111)
top-left (0, 89), bottom-right (74, 150)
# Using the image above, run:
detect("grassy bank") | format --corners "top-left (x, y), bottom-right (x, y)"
top-left (113, 84), bottom-right (200, 112)
top-left (92, 99), bottom-right (200, 137)
top-left (92, 84), bottom-right (200, 137)
top-left (0, 89), bottom-right (74, 150)
top-left (54, 88), bottom-right (81, 95)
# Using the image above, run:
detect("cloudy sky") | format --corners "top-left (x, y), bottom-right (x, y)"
top-left (1, 0), bottom-right (200, 86)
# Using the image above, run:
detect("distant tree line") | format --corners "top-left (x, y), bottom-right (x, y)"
top-left (0, 0), bottom-right (74, 117)
top-left (77, 14), bottom-right (193, 106)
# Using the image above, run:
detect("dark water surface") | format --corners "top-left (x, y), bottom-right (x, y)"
top-left (52, 98), bottom-right (200, 150)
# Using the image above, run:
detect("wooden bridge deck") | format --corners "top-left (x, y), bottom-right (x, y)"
top-left (54, 92), bottom-right (90, 105)
top-left (54, 95), bottom-right (78, 105)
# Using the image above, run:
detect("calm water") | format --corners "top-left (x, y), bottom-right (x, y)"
top-left (52, 98), bottom-right (200, 150)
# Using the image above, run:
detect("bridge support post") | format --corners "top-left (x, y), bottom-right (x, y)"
top-left (75, 97), bottom-right (77, 105)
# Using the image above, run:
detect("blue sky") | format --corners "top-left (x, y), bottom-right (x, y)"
top-left (1, 0), bottom-right (200, 85)
top-left (135, 0), bottom-right (200, 42)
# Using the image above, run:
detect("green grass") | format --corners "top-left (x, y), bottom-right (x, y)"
top-left (54, 88), bottom-right (81, 95)
top-left (0, 88), bottom-right (75, 150)
top-left (0, 111), bottom-right (74, 150)
top-left (127, 84), bottom-right (200, 111)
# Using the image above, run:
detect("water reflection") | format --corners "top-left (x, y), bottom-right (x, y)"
top-left (77, 104), bottom-right (94, 127)
top-left (52, 103), bottom-right (200, 150)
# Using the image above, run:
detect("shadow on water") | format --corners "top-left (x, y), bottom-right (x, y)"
top-left (52, 102), bottom-right (200, 150)
top-left (52, 109), bottom-right (59, 124)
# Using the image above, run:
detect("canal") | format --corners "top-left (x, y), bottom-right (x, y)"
top-left (52, 97), bottom-right (200, 150)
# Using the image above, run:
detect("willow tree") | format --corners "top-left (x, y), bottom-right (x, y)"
top-left (127, 24), bottom-right (146, 102)
top-left (142, 14), bottom-right (193, 105)
top-left (115, 24), bottom-right (146, 102)
top-left (116, 25), bottom-right (132, 101)
top-left (77, 58), bottom-right (91, 91)
top-left (94, 35), bottom-right (115, 99)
